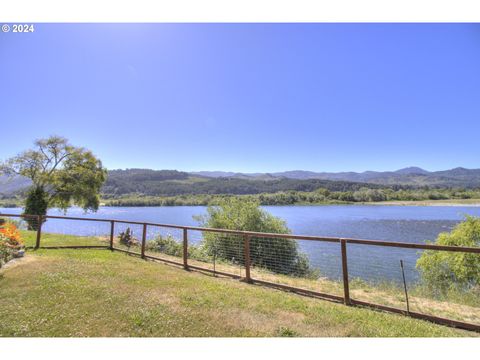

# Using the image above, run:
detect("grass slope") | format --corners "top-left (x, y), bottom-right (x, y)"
top-left (0, 239), bottom-right (476, 337)
top-left (18, 230), bottom-right (480, 325)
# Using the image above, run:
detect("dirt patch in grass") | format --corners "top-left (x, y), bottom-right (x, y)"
top-left (0, 254), bottom-right (38, 271)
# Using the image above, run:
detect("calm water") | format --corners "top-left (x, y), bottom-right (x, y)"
top-left (2, 205), bottom-right (480, 283)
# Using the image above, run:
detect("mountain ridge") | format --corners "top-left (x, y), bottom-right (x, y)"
top-left (191, 167), bottom-right (480, 188)
top-left (191, 166), bottom-right (432, 179)
top-left (2, 166), bottom-right (480, 197)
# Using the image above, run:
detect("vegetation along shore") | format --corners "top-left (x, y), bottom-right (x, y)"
top-left (3, 188), bottom-right (480, 208)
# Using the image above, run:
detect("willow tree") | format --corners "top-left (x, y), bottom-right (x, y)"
top-left (0, 136), bottom-right (107, 229)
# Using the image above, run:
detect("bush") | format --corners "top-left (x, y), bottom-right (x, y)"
top-left (0, 217), bottom-right (26, 230)
top-left (416, 216), bottom-right (480, 294)
top-left (0, 222), bottom-right (24, 267)
top-left (0, 239), bottom-right (14, 267)
top-left (23, 187), bottom-right (49, 230)
top-left (146, 235), bottom-right (182, 257)
top-left (145, 234), bottom-right (210, 262)
top-left (195, 198), bottom-right (316, 277)
top-left (118, 227), bottom-right (139, 248)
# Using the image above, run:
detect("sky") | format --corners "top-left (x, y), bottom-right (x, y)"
top-left (0, 23), bottom-right (479, 173)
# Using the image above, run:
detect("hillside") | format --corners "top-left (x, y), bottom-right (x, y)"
top-left (102, 169), bottom-right (385, 197)
top-left (193, 167), bottom-right (480, 188)
top-left (3, 167), bottom-right (480, 199)
top-left (0, 175), bottom-right (31, 195)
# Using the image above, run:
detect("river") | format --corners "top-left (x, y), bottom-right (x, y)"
top-left (2, 205), bottom-right (480, 284)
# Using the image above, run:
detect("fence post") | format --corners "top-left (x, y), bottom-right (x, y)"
top-left (109, 220), bottom-right (115, 250)
top-left (340, 238), bottom-right (351, 305)
top-left (35, 215), bottom-right (43, 249)
top-left (183, 228), bottom-right (189, 270)
top-left (141, 223), bottom-right (147, 259)
top-left (243, 234), bottom-right (252, 283)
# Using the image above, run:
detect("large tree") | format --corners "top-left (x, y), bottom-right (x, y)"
top-left (0, 136), bottom-right (107, 229)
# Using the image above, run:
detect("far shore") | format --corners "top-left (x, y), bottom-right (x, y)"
top-left (367, 199), bottom-right (480, 207)
top-left (2, 198), bottom-right (480, 209)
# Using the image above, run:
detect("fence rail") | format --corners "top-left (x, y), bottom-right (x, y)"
top-left (1, 212), bottom-right (479, 333)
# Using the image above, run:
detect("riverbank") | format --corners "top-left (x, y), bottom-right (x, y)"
top-left (3, 198), bottom-right (480, 208)
top-left (3, 192), bottom-right (480, 208)
top-left (101, 197), bottom-right (480, 207)
top-left (368, 199), bottom-right (480, 206)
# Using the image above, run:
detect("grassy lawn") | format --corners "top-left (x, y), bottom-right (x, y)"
top-left (0, 235), bottom-right (478, 337)
top-left (20, 229), bottom-right (110, 248)
top-left (17, 230), bottom-right (480, 325)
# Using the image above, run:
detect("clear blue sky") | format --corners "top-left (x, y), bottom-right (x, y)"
top-left (1, 23), bottom-right (479, 173)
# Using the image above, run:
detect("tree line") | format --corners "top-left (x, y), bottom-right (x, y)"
top-left (102, 187), bottom-right (480, 207)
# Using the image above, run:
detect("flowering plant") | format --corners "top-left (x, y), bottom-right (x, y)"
top-left (0, 222), bottom-right (24, 266)
top-left (0, 223), bottom-right (23, 249)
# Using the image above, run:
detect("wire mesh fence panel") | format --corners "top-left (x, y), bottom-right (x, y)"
top-left (206, 232), bottom-right (244, 277)
top-left (38, 217), bottom-right (110, 247)
top-left (249, 237), bottom-right (344, 297)
top-left (184, 229), bottom-right (208, 270)
top-left (144, 225), bottom-right (184, 264)
top-left (184, 229), bottom-right (245, 277)
top-left (347, 243), bottom-right (480, 325)
top-left (347, 243), bottom-right (419, 309)
top-left (112, 222), bottom-right (144, 254)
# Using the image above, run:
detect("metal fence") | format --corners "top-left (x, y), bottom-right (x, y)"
top-left (1, 213), bottom-right (479, 332)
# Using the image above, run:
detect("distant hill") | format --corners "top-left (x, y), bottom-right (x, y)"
top-left (102, 169), bottom-right (384, 196)
top-left (0, 175), bottom-right (31, 196)
top-left (393, 167), bottom-right (430, 175)
top-left (190, 171), bottom-right (271, 179)
top-left (2, 167), bottom-right (480, 198)
top-left (103, 169), bottom-right (207, 195)
top-left (191, 167), bottom-right (480, 188)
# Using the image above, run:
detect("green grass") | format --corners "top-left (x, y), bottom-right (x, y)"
top-left (20, 230), bottom-right (109, 248)
top-left (0, 235), bottom-right (477, 337)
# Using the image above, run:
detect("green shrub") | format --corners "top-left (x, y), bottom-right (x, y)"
top-left (118, 227), bottom-right (139, 248)
top-left (145, 235), bottom-right (212, 262)
top-left (23, 187), bottom-right (49, 230)
top-left (195, 198), bottom-right (316, 277)
top-left (416, 216), bottom-right (480, 294)
top-left (146, 235), bottom-right (182, 257)
top-left (0, 235), bottom-right (15, 268)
